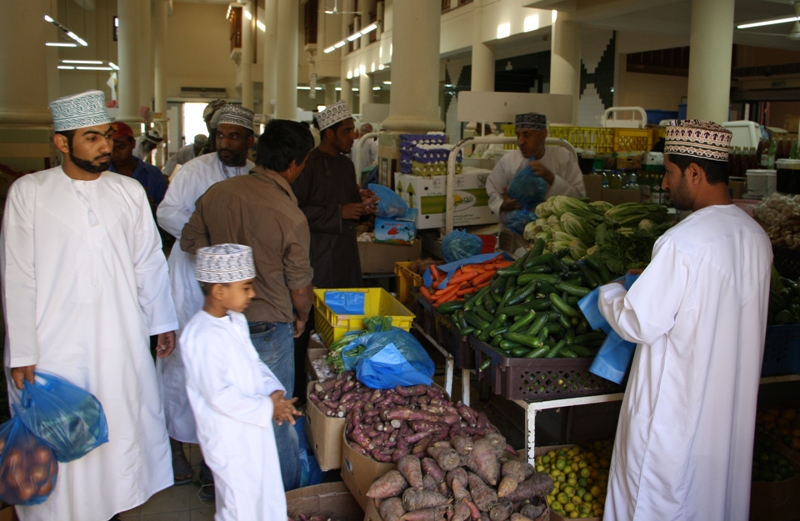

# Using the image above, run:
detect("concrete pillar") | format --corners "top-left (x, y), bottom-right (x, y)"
top-left (275, 0), bottom-right (299, 119)
top-left (0, 0), bottom-right (51, 126)
top-left (339, 0), bottom-right (354, 109)
top-left (471, 2), bottom-right (495, 92)
top-left (360, 0), bottom-right (376, 50)
top-left (262, 0), bottom-right (278, 117)
top-left (154, 0), bottom-right (169, 165)
top-left (241, 0), bottom-right (254, 110)
top-left (550, 16), bottom-right (581, 125)
top-left (340, 75), bottom-right (353, 109)
top-left (325, 83), bottom-right (336, 106)
top-left (359, 73), bottom-right (373, 115)
top-left (686, 0), bottom-right (734, 122)
top-left (118, 0), bottom-right (143, 128)
top-left (139, 0), bottom-right (154, 116)
top-left (382, 0), bottom-right (443, 132)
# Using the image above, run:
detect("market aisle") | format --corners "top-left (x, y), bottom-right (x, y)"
top-left (119, 444), bottom-right (214, 520)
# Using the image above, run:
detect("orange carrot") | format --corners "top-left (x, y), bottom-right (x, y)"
top-left (448, 270), bottom-right (478, 286)
top-left (456, 286), bottom-right (474, 297)
top-left (471, 270), bottom-right (496, 286)
top-left (491, 261), bottom-right (514, 269)
top-left (432, 283), bottom-right (460, 303)
top-left (419, 286), bottom-right (433, 301)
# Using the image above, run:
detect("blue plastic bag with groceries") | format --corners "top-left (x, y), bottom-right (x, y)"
top-left (341, 329), bottom-right (435, 389)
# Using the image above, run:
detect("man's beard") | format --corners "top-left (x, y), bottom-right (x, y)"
top-left (217, 147), bottom-right (247, 167)
top-left (70, 153), bottom-right (111, 174)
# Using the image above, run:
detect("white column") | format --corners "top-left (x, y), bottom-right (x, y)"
top-left (139, 0), bottom-right (154, 116)
top-left (359, 73), bottom-right (373, 115)
top-left (382, 0), bottom-right (444, 132)
top-left (550, 16), bottom-right (581, 125)
top-left (241, 0), bottom-right (254, 109)
top-left (275, 0), bottom-right (299, 119)
top-left (0, 0), bottom-right (50, 125)
top-left (154, 0), bottom-right (168, 119)
top-left (339, 1), bottom-right (354, 110)
top-left (262, 0), bottom-right (278, 117)
top-left (471, 2), bottom-right (494, 92)
top-left (118, 0), bottom-right (143, 127)
top-left (325, 83), bottom-right (336, 105)
top-left (360, 0), bottom-right (376, 50)
top-left (686, 0), bottom-right (734, 122)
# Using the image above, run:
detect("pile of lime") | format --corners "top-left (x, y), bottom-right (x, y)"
top-left (535, 440), bottom-right (613, 519)
top-left (752, 439), bottom-right (800, 482)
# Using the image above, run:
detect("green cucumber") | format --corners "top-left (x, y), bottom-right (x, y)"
top-left (479, 358), bottom-right (492, 371)
top-left (490, 326), bottom-right (509, 338)
top-left (527, 313), bottom-right (549, 337)
top-left (503, 331), bottom-right (544, 349)
top-left (569, 344), bottom-right (593, 357)
top-left (496, 267), bottom-right (523, 276)
top-left (482, 290), bottom-right (497, 313)
top-left (525, 345), bottom-right (550, 358)
top-left (499, 286), bottom-right (516, 308)
top-left (549, 293), bottom-right (580, 318)
top-left (464, 311), bottom-right (490, 330)
top-left (524, 252), bottom-right (554, 269)
top-left (500, 339), bottom-right (523, 350)
top-left (498, 305), bottom-right (533, 317)
top-left (580, 264), bottom-right (602, 288)
top-left (529, 238), bottom-right (546, 258)
top-left (557, 282), bottom-right (591, 297)
top-left (509, 311), bottom-right (537, 333)
top-left (517, 273), bottom-right (560, 286)
top-left (560, 347), bottom-right (579, 358)
top-left (507, 280), bottom-right (538, 306)
top-left (437, 300), bottom-right (465, 314)
top-left (558, 313), bottom-right (572, 329)
top-left (464, 286), bottom-right (490, 311)
top-left (545, 339), bottom-right (566, 358)
top-left (510, 346), bottom-right (531, 357)
top-left (475, 307), bottom-right (496, 323)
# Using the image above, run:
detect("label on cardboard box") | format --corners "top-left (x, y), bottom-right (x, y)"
top-left (395, 173), bottom-right (499, 230)
top-left (374, 214), bottom-right (417, 244)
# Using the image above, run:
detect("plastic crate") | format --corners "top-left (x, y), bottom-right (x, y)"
top-left (412, 291), bottom-right (435, 337)
top-left (773, 246), bottom-right (800, 280)
top-left (472, 337), bottom-right (623, 401)
top-left (613, 128), bottom-right (654, 152)
top-left (394, 261), bottom-right (423, 306)
top-left (434, 312), bottom-right (473, 370)
top-left (313, 288), bottom-right (415, 346)
top-left (762, 325), bottom-right (800, 377)
top-left (547, 126), bottom-right (615, 154)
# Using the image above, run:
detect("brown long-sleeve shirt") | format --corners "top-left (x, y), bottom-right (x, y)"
top-left (181, 167), bottom-right (313, 323)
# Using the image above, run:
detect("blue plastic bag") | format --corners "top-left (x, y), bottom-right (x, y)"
top-left (506, 208), bottom-right (536, 235)
top-left (442, 229), bottom-right (483, 263)
top-left (368, 183), bottom-right (409, 218)
top-left (295, 417), bottom-right (324, 488)
top-left (507, 164), bottom-right (549, 210)
top-left (0, 416), bottom-right (59, 506)
top-left (324, 291), bottom-right (366, 315)
top-left (579, 273), bottom-right (640, 384)
top-left (15, 372), bottom-right (108, 462)
top-left (341, 329), bottom-right (435, 389)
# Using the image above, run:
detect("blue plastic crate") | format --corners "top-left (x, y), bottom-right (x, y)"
top-left (762, 325), bottom-right (800, 377)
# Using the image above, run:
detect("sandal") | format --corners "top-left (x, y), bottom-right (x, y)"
top-left (172, 449), bottom-right (194, 485)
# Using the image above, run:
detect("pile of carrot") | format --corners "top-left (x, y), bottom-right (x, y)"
top-left (419, 255), bottom-right (512, 305)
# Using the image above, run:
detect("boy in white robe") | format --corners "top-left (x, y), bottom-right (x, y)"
top-left (180, 244), bottom-right (300, 521)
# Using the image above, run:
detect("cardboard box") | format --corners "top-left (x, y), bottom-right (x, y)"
top-left (358, 240), bottom-right (422, 274)
top-left (395, 172), bottom-right (500, 230)
top-left (601, 188), bottom-right (641, 205)
top-left (286, 482), bottom-right (363, 521)
top-left (364, 498), bottom-right (383, 521)
top-left (750, 437), bottom-right (800, 521)
top-left (305, 335), bottom-right (331, 383)
top-left (305, 381), bottom-right (346, 471)
top-left (0, 506), bottom-right (17, 521)
top-left (374, 216), bottom-right (416, 244)
top-left (341, 430), bottom-right (396, 511)
top-left (536, 445), bottom-right (598, 521)
top-left (583, 173), bottom-right (602, 202)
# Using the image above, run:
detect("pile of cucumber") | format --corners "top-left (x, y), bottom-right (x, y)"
top-left (436, 238), bottom-right (607, 363)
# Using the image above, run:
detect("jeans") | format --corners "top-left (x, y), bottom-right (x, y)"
top-left (249, 321), bottom-right (300, 491)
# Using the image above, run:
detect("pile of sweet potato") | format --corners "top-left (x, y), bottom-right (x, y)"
top-left (366, 433), bottom-right (553, 521)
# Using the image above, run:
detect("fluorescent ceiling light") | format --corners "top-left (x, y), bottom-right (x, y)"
top-left (57, 65), bottom-right (75, 70)
top-left (737, 16), bottom-right (799, 29)
top-left (353, 88), bottom-right (359, 91)
top-left (361, 23), bottom-right (378, 34)
top-left (552, 10), bottom-right (558, 23)
top-left (346, 71), bottom-right (352, 79)
top-left (347, 31), bottom-right (362, 41)
top-left (371, 63), bottom-right (375, 72)
top-left (45, 15), bottom-right (88, 47)
top-left (373, 86), bottom-right (381, 90)
top-left (497, 23), bottom-right (510, 39)
top-left (109, 62), bottom-right (119, 70)
top-left (44, 14), bottom-right (54, 23)
top-left (243, 10), bottom-right (252, 20)
top-left (524, 15), bottom-right (539, 32)
top-left (353, 68), bottom-right (360, 77)
top-left (46, 42), bottom-right (77, 47)
top-left (335, 87), bottom-right (342, 91)
top-left (297, 86), bottom-right (310, 90)
top-left (257, 21), bottom-right (265, 32)
top-left (62, 60), bottom-right (104, 64)
top-left (324, 46), bottom-right (337, 53)
top-left (334, 40), bottom-right (346, 49)
top-left (383, 81), bottom-right (391, 85)
top-left (77, 66), bottom-right (113, 71)
top-left (360, 65), bottom-right (366, 75)
top-left (378, 64), bottom-right (384, 70)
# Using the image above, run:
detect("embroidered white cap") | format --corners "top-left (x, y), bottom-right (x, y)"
top-left (49, 90), bottom-right (112, 132)
top-left (195, 244), bottom-right (256, 283)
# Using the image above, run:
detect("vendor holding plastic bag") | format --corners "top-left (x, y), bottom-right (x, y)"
top-left (485, 112), bottom-right (585, 229)
top-left (595, 120), bottom-right (772, 521)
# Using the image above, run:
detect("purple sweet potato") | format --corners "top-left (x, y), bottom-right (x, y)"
top-left (436, 448), bottom-right (462, 472)
top-left (392, 448), bottom-right (411, 463)
top-left (497, 461), bottom-right (526, 498)
top-left (422, 474), bottom-right (438, 492)
top-left (464, 439), bottom-right (500, 486)
top-left (380, 497), bottom-right (406, 521)
top-left (502, 473), bottom-right (554, 502)
top-left (451, 435), bottom-right (474, 456)
top-left (457, 403), bottom-right (478, 426)
top-left (519, 503), bottom-right (545, 520)
top-left (446, 468), bottom-right (469, 491)
top-left (398, 455), bottom-right (424, 489)
top-left (372, 449), bottom-right (394, 462)
top-left (482, 432), bottom-right (507, 457)
top-left (488, 499), bottom-right (513, 521)
top-left (509, 515), bottom-right (533, 521)
top-left (421, 457), bottom-right (446, 483)
top-left (463, 498), bottom-right (481, 520)
top-left (452, 478), bottom-right (471, 502)
top-left (521, 462), bottom-right (536, 479)
top-left (400, 506), bottom-right (451, 521)
top-left (367, 470), bottom-right (408, 499)
top-left (453, 499), bottom-right (472, 521)
top-left (401, 488), bottom-right (449, 512)
top-left (467, 472), bottom-right (498, 513)
top-left (396, 384), bottom-right (430, 397)
top-left (412, 437), bottom-right (432, 459)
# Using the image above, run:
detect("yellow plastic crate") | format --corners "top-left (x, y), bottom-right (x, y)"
top-left (613, 128), bottom-right (655, 152)
top-left (394, 261), bottom-right (423, 306)
top-left (548, 126), bottom-right (615, 154)
top-left (313, 288), bottom-right (415, 347)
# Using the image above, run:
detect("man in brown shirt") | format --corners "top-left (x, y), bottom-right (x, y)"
top-left (180, 119), bottom-right (315, 491)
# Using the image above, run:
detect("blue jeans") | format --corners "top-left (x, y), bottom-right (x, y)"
top-left (249, 321), bottom-right (300, 491)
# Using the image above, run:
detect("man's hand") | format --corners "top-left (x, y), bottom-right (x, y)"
top-left (361, 196), bottom-right (379, 216)
top-left (500, 193), bottom-right (522, 212)
top-left (270, 390), bottom-right (302, 426)
top-left (342, 202), bottom-right (365, 220)
top-left (10, 365), bottom-right (35, 390)
top-left (293, 315), bottom-right (307, 339)
top-left (530, 160), bottom-right (556, 186)
top-left (155, 331), bottom-right (176, 358)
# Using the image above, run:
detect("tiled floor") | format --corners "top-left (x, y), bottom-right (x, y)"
top-left (119, 444), bottom-right (216, 521)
